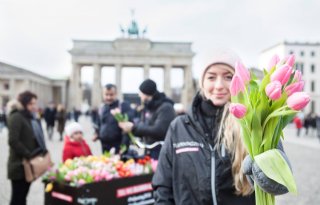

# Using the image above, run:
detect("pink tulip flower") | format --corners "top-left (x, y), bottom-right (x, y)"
top-left (229, 103), bottom-right (247, 119)
top-left (265, 81), bottom-right (282, 100)
top-left (78, 179), bottom-right (86, 186)
top-left (285, 81), bottom-right (304, 96)
top-left (287, 92), bottom-right (310, 111)
top-left (94, 175), bottom-right (101, 182)
top-left (268, 54), bottom-right (280, 70)
top-left (64, 175), bottom-right (71, 181)
top-left (230, 75), bottom-right (246, 96)
top-left (105, 174), bottom-right (113, 181)
top-left (94, 170), bottom-right (100, 176)
top-left (111, 108), bottom-right (121, 116)
top-left (293, 70), bottom-right (302, 82)
top-left (89, 170), bottom-right (95, 177)
top-left (270, 64), bottom-right (292, 85)
top-left (286, 55), bottom-right (295, 67)
top-left (235, 62), bottom-right (251, 83)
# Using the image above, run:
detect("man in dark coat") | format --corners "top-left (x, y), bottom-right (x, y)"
top-left (93, 84), bottom-right (134, 153)
top-left (118, 79), bottom-right (176, 159)
top-left (44, 102), bottom-right (56, 140)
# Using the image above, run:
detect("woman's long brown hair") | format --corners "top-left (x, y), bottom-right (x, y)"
top-left (215, 102), bottom-right (253, 196)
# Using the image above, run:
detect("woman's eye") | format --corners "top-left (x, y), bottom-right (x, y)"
top-left (208, 76), bottom-right (216, 80)
top-left (225, 75), bottom-right (233, 80)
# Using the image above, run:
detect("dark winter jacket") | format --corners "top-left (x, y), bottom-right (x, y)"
top-left (7, 108), bottom-right (42, 180)
top-left (152, 93), bottom-right (255, 205)
top-left (56, 110), bottom-right (67, 133)
top-left (97, 100), bottom-right (134, 145)
top-left (132, 92), bottom-right (176, 144)
top-left (44, 107), bottom-right (56, 126)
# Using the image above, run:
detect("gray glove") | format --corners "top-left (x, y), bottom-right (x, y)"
top-left (243, 150), bottom-right (291, 195)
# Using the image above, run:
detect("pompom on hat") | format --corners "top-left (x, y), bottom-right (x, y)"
top-left (200, 48), bottom-right (242, 87)
top-left (65, 122), bottom-right (83, 137)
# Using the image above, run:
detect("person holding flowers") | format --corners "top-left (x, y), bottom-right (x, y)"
top-left (152, 49), bottom-right (297, 205)
top-left (92, 84), bottom-right (134, 154)
top-left (63, 122), bottom-right (92, 162)
top-left (118, 79), bottom-right (176, 159)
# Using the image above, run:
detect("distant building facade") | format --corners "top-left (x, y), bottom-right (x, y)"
top-left (0, 61), bottom-right (68, 109)
top-left (68, 38), bottom-right (195, 110)
top-left (259, 41), bottom-right (320, 113)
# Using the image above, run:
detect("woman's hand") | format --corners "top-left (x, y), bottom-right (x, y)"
top-left (242, 152), bottom-right (290, 195)
top-left (118, 122), bottom-right (134, 133)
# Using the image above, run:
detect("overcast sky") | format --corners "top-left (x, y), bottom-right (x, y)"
top-left (1, 0), bottom-right (320, 92)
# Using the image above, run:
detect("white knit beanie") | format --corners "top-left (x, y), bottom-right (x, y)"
top-left (200, 48), bottom-right (242, 88)
top-left (65, 122), bottom-right (83, 137)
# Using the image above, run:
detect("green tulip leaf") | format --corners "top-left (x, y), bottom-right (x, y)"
top-left (254, 149), bottom-right (297, 194)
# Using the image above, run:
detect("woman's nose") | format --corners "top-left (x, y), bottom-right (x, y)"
top-left (214, 77), bottom-right (224, 89)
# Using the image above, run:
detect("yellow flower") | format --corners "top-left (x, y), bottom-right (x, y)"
top-left (45, 183), bottom-right (53, 192)
top-left (64, 159), bottom-right (73, 167)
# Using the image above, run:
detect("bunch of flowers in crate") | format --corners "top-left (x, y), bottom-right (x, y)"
top-left (43, 154), bottom-right (157, 187)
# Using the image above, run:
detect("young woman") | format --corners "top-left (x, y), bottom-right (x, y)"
top-left (152, 50), bottom-right (289, 205)
top-left (7, 91), bottom-right (47, 205)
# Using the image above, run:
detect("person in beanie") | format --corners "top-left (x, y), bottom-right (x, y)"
top-left (152, 49), bottom-right (291, 205)
top-left (62, 122), bottom-right (92, 162)
top-left (7, 91), bottom-right (48, 205)
top-left (118, 79), bottom-right (176, 159)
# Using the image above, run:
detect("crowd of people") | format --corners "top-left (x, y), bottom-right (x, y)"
top-left (4, 49), bottom-right (314, 205)
top-left (293, 111), bottom-right (320, 141)
top-left (4, 78), bottom-right (177, 205)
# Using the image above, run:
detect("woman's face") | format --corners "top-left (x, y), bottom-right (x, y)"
top-left (26, 98), bottom-right (38, 113)
top-left (202, 64), bottom-right (234, 106)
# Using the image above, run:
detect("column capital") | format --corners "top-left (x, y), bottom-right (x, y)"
top-left (115, 64), bottom-right (122, 68)
top-left (93, 63), bottom-right (101, 68)
top-left (164, 64), bottom-right (172, 69)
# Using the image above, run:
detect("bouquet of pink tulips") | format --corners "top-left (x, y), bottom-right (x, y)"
top-left (110, 108), bottom-right (138, 146)
top-left (229, 55), bottom-right (310, 205)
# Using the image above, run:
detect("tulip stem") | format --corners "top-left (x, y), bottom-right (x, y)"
top-left (262, 105), bottom-right (288, 131)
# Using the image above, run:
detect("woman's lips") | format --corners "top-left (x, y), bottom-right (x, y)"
top-left (214, 93), bottom-right (227, 98)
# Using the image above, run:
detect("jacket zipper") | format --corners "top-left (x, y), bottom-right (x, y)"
top-left (209, 144), bottom-right (218, 205)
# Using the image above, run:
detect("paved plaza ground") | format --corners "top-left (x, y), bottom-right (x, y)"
top-left (0, 116), bottom-right (319, 205)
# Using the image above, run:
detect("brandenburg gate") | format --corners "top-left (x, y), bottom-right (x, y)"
top-left (68, 37), bottom-right (195, 109)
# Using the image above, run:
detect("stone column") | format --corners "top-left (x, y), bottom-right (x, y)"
top-left (61, 83), bottom-right (67, 108)
top-left (144, 64), bottom-right (150, 79)
top-left (37, 83), bottom-right (44, 108)
top-left (115, 64), bottom-right (123, 100)
top-left (92, 64), bottom-right (102, 108)
top-left (24, 79), bottom-right (30, 89)
top-left (69, 64), bottom-right (82, 110)
top-left (9, 78), bottom-right (16, 100)
top-left (164, 64), bottom-right (172, 97)
top-left (182, 64), bottom-right (194, 108)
